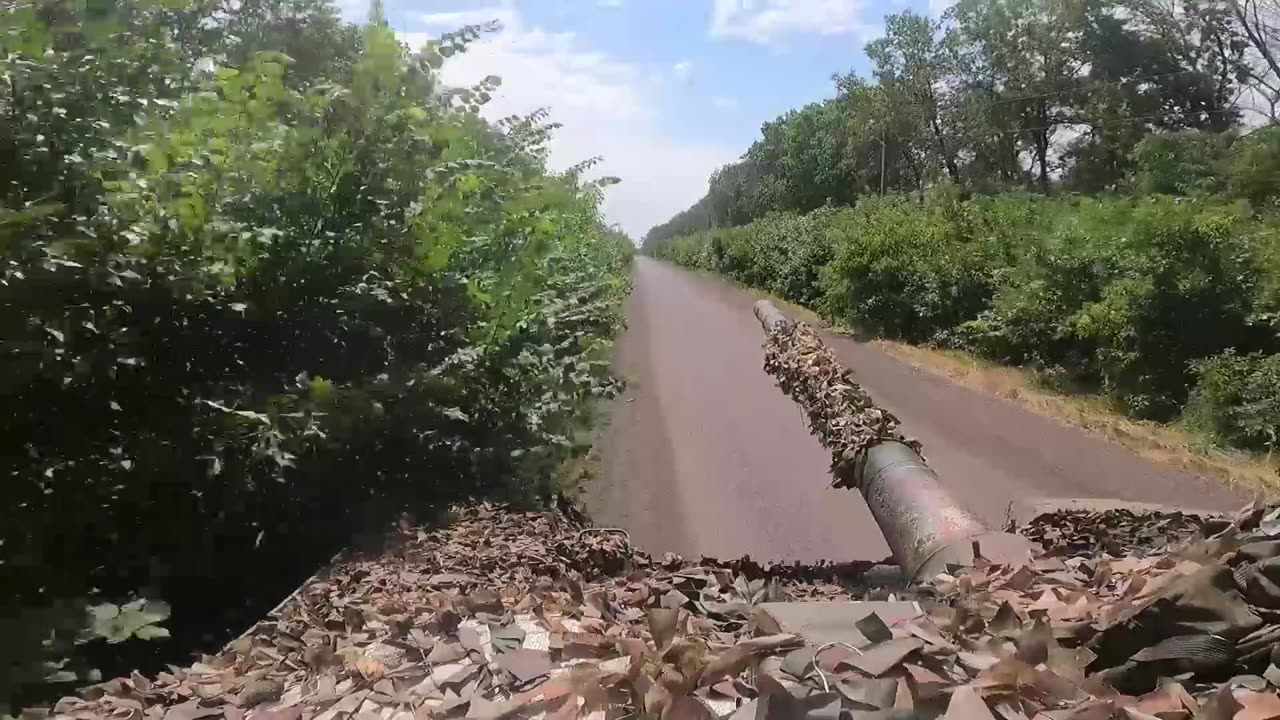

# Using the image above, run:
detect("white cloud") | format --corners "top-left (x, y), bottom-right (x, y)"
top-left (334, 0), bottom-right (369, 23)
top-left (928, 0), bottom-right (954, 17)
top-left (598, 0), bottom-right (625, 7)
top-left (412, 6), bottom-right (515, 28)
top-left (402, 10), bottom-right (735, 238)
top-left (673, 59), bottom-right (694, 83)
top-left (712, 95), bottom-right (739, 109)
top-left (709, 0), bottom-right (875, 45)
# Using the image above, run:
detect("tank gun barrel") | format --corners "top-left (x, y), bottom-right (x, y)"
top-left (753, 300), bottom-right (1035, 580)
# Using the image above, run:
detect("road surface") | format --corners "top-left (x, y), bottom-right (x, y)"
top-left (585, 258), bottom-right (1250, 563)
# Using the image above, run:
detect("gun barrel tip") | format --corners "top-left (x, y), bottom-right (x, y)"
top-left (753, 300), bottom-right (792, 332)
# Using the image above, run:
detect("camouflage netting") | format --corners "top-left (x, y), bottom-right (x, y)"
top-left (762, 322), bottom-right (921, 490)
top-left (45, 501), bottom-right (1280, 720)
top-left (1013, 508), bottom-right (1229, 560)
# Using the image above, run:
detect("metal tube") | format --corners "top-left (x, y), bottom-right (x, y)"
top-left (857, 441), bottom-right (1031, 579)
top-left (754, 300), bottom-right (794, 334)
top-left (754, 300), bottom-right (1035, 580)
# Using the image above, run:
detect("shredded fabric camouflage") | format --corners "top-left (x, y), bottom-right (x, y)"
top-left (762, 321), bottom-right (921, 489)
top-left (1011, 507), bottom-right (1228, 559)
top-left (46, 501), bottom-right (1280, 720)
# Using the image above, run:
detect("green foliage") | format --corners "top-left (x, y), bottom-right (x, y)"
top-left (651, 210), bottom-right (837, 306)
top-left (646, 0), bottom-right (1270, 245)
top-left (821, 192), bottom-right (1015, 343)
top-left (1068, 200), bottom-right (1265, 418)
top-left (1230, 127), bottom-right (1280, 208)
top-left (956, 197), bottom-right (1271, 418)
top-left (1128, 128), bottom-right (1280, 205)
top-left (1, 0), bottom-right (631, 710)
top-left (653, 192), bottom-right (1279, 428)
top-left (1185, 352), bottom-right (1280, 452)
top-left (957, 197), bottom-right (1130, 366)
top-left (85, 601), bottom-right (171, 644)
top-left (1132, 131), bottom-right (1237, 196)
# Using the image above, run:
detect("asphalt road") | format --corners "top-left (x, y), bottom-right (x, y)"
top-left (584, 258), bottom-right (1250, 563)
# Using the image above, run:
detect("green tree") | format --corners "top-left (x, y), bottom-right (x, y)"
top-left (1230, 0), bottom-right (1280, 121)
top-left (2, 0), bottom-right (631, 710)
top-left (1065, 1), bottom-right (1245, 190)
top-left (867, 12), bottom-right (963, 187)
top-left (947, 0), bottom-right (1092, 194)
top-left (219, 0), bottom-right (363, 89)
top-left (1229, 125), bottom-right (1280, 205)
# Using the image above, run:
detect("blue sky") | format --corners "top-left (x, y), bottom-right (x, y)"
top-left (338, 1), bottom-right (951, 237)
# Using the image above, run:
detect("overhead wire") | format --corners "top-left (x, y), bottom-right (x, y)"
top-left (854, 107), bottom-right (1246, 188)
top-left (866, 67), bottom-right (1214, 116)
top-left (848, 64), bottom-right (1250, 147)
top-left (870, 107), bottom-right (1242, 147)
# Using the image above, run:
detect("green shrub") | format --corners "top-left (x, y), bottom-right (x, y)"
top-left (1185, 352), bottom-right (1280, 452)
top-left (747, 209), bottom-right (839, 305)
top-left (1131, 131), bottom-right (1235, 197)
top-left (821, 194), bottom-right (1012, 343)
top-left (650, 210), bottom-right (835, 306)
top-left (1229, 127), bottom-right (1280, 209)
top-left (1128, 127), bottom-right (1280, 208)
top-left (956, 198), bottom-right (1144, 367)
top-left (1, 1), bottom-right (630, 709)
top-left (1070, 199), bottom-right (1267, 418)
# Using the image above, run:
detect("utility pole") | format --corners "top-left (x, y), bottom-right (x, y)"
top-left (879, 133), bottom-right (887, 196)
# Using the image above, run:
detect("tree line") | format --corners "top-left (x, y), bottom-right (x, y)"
top-left (647, 0), bottom-right (1280, 462)
top-left (1, 0), bottom-right (630, 710)
top-left (645, 0), bottom-right (1280, 246)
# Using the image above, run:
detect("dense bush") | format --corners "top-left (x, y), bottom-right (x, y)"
top-left (1185, 352), bottom-right (1280, 452)
top-left (1070, 201), bottom-right (1267, 417)
top-left (820, 193), bottom-right (1020, 343)
top-left (2, 0), bottom-right (630, 710)
top-left (958, 198), bottom-right (1137, 367)
top-left (655, 210), bottom-right (837, 306)
top-left (1131, 131), bottom-right (1238, 197)
top-left (961, 198), bottom-right (1272, 418)
top-left (1130, 128), bottom-right (1280, 208)
top-left (1230, 127), bottom-right (1280, 208)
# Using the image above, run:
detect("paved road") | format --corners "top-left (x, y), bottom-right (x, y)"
top-left (585, 258), bottom-right (1250, 563)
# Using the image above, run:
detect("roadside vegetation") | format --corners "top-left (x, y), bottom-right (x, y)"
top-left (645, 0), bottom-right (1280, 470)
top-left (2, 0), bottom-right (630, 710)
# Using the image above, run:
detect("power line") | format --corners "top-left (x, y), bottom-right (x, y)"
top-left (878, 106), bottom-right (1241, 147)
top-left (861, 67), bottom-right (1223, 119)
top-left (955, 68), bottom-right (1212, 112)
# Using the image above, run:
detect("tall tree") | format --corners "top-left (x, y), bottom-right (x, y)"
top-left (866, 12), bottom-right (964, 187)
top-left (1066, 1), bottom-right (1245, 190)
top-left (948, 0), bottom-right (1090, 194)
top-left (218, 0), bottom-right (362, 89)
top-left (1230, 0), bottom-right (1280, 120)
top-left (833, 72), bottom-right (936, 194)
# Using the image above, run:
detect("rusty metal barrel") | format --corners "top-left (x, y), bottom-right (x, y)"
top-left (753, 300), bottom-right (1035, 581)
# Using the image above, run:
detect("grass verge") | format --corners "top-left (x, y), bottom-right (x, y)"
top-left (551, 386), bottom-right (625, 499)
top-left (874, 341), bottom-right (1278, 495)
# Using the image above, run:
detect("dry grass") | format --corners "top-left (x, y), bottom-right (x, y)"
top-left (876, 341), bottom-right (1280, 495)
